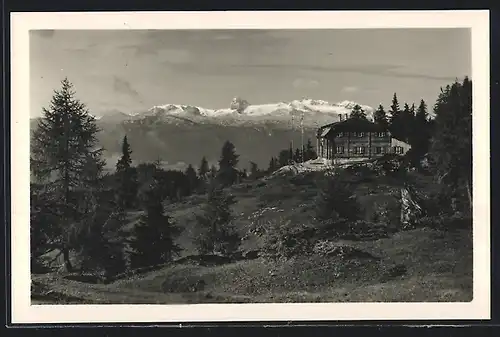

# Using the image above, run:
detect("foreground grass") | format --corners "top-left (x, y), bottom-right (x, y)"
top-left (32, 227), bottom-right (472, 304)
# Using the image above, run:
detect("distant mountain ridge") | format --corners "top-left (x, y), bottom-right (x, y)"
top-left (30, 98), bottom-right (377, 170)
top-left (94, 98), bottom-right (376, 128)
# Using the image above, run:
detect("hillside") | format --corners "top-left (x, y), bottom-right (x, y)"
top-left (32, 163), bottom-right (473, 304)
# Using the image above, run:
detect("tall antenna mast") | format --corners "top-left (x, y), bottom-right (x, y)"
top-left (291, 114), bottom-right (294, 154)
top-left (300, 111), bottom-right (304, 162)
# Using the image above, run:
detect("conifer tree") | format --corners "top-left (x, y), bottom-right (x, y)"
top-left (409, 99), bottom-right (432, 164)
top-left (374, 104), bottom-right (389, 129)
top-left (217, 141), bottom-right (239, 186)
top-left (388, 93), bottom-right (403, 140)
top-left (184, 164), bottom-right (199, 195)
top-left (350, 104), bottom-right (367, 120)
top-left (294, 148), bottom-right (302, 163)
top-left (249, 161), bottom-right (260, 179)
top-left (400, 103), bottom-right (415, 143)
top-left (198, 156), bottom-right (210, 181)
top-left (115, 135), bottom-right (138, 210)
top-left (304, 138), bottom-right (317, 161)
top-left (194, 184), bottom-right (240, 256)
top-left (30, 78), bottom-right (105, 272)
top-left (267, 156), bottom-right (279, 173)
top-left (429, 77), bottom-right (472, 211)
top-left (209, 165), bottom-right (218, 180)
top-left (128, 181), bottom-right (182, 269)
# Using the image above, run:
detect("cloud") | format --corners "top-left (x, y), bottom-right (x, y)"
top-left (292, 78), bottom-right (320, 89)
top-left (113, 76), bottom-right (140, 99)
top-left (230, 63), bottom-right (458, 81)
top-left (341, 86), bottom-right (359, 93)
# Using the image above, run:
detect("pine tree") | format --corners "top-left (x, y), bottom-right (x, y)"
top-left (30, 78), bottom-right (105, 272)
top-left (279, 149), bottom-right (291, 167)
top-left (209, 165), bottom-right (218, 180)
top-left (350, 104), bottom-right (367, 120)
top-left (128, 181), bottom-right (182, 269)
top-left (400, 103), bottom-right (415, 143)
top-left (115, 135), bottom-right (138, 210)
top-left (194, 184), bottom-right (240, 256)
top-left (268, 156), bottom-right (279, 173)
top-left (429, 77), bottom-right (472, 212)
top-left (249, 161), bottom-right (260, 179)
top-left (374, 104), bottom-right (389, 129)
top-left (198, 156), bottom-right (210, 181)
top-left (217, 141), bottom-right (239, 186)
top-left (294, 148), bottom-right (302, 163)
top-left (304, 138), bottom-right (317, 161)
top-left (409, 99), bottom-right (432, 164)
top-left (388, 93), bottom-right (403, 140)
top-left (184, 164), bottom-right (199, 195)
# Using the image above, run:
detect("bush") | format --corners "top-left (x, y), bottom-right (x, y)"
top-left (256, 219), bottom-right (315, 262)
top-left (315, 172), bottom-right (362, 222)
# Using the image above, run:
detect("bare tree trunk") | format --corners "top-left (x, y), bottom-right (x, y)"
top-left (62, 247), bottom-right (73, 272)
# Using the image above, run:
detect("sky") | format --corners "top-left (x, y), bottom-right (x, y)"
top-left (30, 29), bottom-right (471, 117)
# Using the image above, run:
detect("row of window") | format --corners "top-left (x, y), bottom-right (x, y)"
top-left (334, 146), bottom-right (404, 154)
top-left (336, 132), bottom-right (387, 138)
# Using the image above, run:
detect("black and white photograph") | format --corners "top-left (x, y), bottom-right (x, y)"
top-left (11, 11), bottom-right (490, 323)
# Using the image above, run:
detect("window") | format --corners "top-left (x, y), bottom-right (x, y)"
top-left (335, 146), bottom-right (344, 154)
top-left (358, 132), bottom-right (364, 137)
top-left (353, 146), bottom-right (364, 155)
top-left (337, 132), bottom-right (344, 137)
top-left (393, 146), bottom-right (404, 154)
top-left (377, 132), bottom-right (386, 137)
top-left (375, 146), bottom-right (382, 154)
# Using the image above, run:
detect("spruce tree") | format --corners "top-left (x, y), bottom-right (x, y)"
top-left (388, 93), bottom-right (403, 140)
top-left (115, 135), bottom-right (138, 210)
top-left (217, 141), bottom-right (239, 186)
top-left (30, 78), bottom-right (104, 272)
top-left (184, 164), bottom-right (199, 195)
top-left (294, 148), bottom-right (302, 163)
top-left (374, 104), bottom-right (389, 129)
top-left (410, 99), bottom-right (432, 163)
top-left (400, 103), bottom-right (415, 143)
top-left (194, 184), bottom-right (240, 256)
top-left (128, 181), bottom-right (182, 269)
top-left (350, 104), bottom-right (367, 120)
top-left (429, 77), bottom-right (472, 211)
top-left (249, 161), bottom-right (260, 179)
top-left (304, 138), bottom-right (317, 161)
top-left (198, 156), bottom-right (210, 181)
top-left (268, 156), bottom-right (279, 173)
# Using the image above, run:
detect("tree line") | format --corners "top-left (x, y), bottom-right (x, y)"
top-left (30, 76), bottom-right (472, 280)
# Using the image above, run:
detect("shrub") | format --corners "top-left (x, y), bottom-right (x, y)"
top-left (256, 219), bottom-right (315, 262)
top-left (315, 172), bottom-right (362, 222)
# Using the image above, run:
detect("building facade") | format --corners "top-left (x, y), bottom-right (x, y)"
top-left (316, 118), bottom-right (411, 161)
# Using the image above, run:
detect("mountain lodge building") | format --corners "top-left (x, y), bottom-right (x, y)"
top-left (316, 117), bottom-right (411, 162)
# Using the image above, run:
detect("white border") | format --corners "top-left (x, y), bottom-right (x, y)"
top-left (11, 10), bottom-right (491, 323)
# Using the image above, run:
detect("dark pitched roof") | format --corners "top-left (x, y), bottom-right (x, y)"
top-left (317, 118), bottom-right (387, 137)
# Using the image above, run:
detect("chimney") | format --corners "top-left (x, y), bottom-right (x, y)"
top-left (345, 113), bottom-right (348, 120)
top-left (339, 114), bottom-right (343, 121)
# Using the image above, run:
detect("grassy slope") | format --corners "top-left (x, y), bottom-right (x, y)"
top-left (32, 170), bottom-right (473, 304)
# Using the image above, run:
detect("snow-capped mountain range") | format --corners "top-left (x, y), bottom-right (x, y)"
top-left (96, 98), bottom-right (376, 128)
